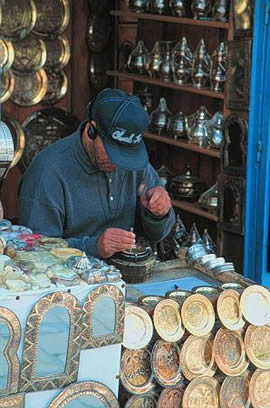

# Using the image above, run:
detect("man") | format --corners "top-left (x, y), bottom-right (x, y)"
top-left (19, 88), bottom-right (175, 258)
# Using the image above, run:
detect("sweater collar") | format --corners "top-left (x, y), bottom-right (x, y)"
top-left (72, 121), bottom-right (98, 174)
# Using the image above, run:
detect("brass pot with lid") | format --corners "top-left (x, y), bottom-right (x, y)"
top-left (168, 164), bottom-right (206, 202)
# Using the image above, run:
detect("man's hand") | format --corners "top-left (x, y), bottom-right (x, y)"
top-left (140, 186), bottom-right (172, 217)
top-left (97, 227), bottom-right (136, 258)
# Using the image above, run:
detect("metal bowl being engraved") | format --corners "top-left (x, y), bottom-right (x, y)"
top-left (11, 69), bottom-right (48, 107)
top-left (151, 339), bottom-right (183, 387)
top-left (42, 69), bottom-right (68, 105)
top-left (217, 289), bottom-right (245, 331)
top-left (181, 294), bottom-right (215, 336)
top-left (180, 333), bottom-right (217, 380)
top-left (244, 324), bottom-right (270, 370)
top-left (120, 348), bottom-right (156, 394)
top-left (0, 40), bottom-right (14, 72)
top-left (44, 34), bottom-right (70, 70)
top-left (1, 70), bottom-right (15, 103)
top-left (240, 284), bottom-right (270, 326)
top-left (249, 369), bottom-right (270, 408)
top-left (220, 371), bottom-right (251, 408)
top-left (33, 0), bottom-right (70, 37)
top-left (2, 111), bottom-right (25, 170)
top-left (12, 34), bottom-right (46, 73)
top-left (0, 0), bottom-right (37, 40)
top-left (153, 299), bottom-right (185, 342)
top-left (182, 376), bottom-right (220, 408)
top-left (213, 327), bottom-right (249, 376)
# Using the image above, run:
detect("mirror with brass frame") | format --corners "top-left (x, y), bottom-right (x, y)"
top-left (20, 292), bottom-right (82, 392)
top-left (0, 394), bottom-right (25, 408)
top-left (233, 0), bottom-right (253, 38)
top-left (0, 308), bottom-right (21, 396)
top-left (82, 284), bottom-right (125, 349)
top-left (48, 381), bottom-right (119, 408)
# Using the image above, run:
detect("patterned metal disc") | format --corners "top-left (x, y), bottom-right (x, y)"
top-left (2, 112), bottom-right (25, 170)
top-left (124, 392), bottom-right (159, 408)
top-left (1, 70), bottom-right (15, 103)
top-left (44, 34), bottom-right (70, 70)
top-left (240, 285), bottom-right (270, 326)
top-left (157, 384), bottom-right (186, 408)
top-left (249, 369), bottom-right (270, 408)
top-left (123, 305), bottom-right (153, 350)
top-left (217, 289), bottom-right (245, 331)
top-left (0, 39), bottom-right (14, 72)
top-left (182, 376), bottom-right (220, 408)
top-left (42, 69), bottom-right (68, 105)
top-left (151, 340), bottom-right (183, 387)
top-left (220, 371), bottom-right (251, 408)
top-left (11, 69), bottom-right (47, 107)
top-left (33, 0), bottom-right (70, 37)
top-left (244, 324), bottom-right (270, 369)
top-left (0, 0), bottom-right (37, 40)
top-left (12, 34), bottom-right (47, 73)
top-left (181, 294), bottom-right (215, 336)
top-left (153, 299), bottom-right (185, 342)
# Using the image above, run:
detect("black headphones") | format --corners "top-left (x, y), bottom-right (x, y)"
top-left (86, 98), bottom-right (98, 140)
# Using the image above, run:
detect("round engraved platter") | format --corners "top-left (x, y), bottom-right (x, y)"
top-left (123, 305), bottom-right (153, 350)
top-left (182, 376), bottom-right (220, 408)
top-left (10, 69), bottom-right (48, 107)
top-left (0, 0), bottom-right (37, 40)
top-left (0, 39), bottom-right (14, 72)
top-left (33, 0), bottom-right (70, 37)
top-left (244, 324), bottom-right (270, 369)
top-left (249, 369), bottom-right (270, 408)
top-left (1, 70), bottom-right (15, 103)
top-left (2, 111), bottom-right (25, 170)
top-left (120, 348), bottom-right (156, 394)
top-left (157, 384), bottom-right (186, 408)
top-left (44, 34), bottom-right (70, 70)
top-left (220, 371), bottom-right (251, 408)
top-left (181, 294), bottom-right (215, 336)
top-left (213, 327), bottom-right (249, 376)
top-left (12, 34), bottom-right (47, 73)
top-left (151, 339), bottom-right (183, 387)
top-left (217, 289), bottom-right (246, 331)
top-left (87, 14), bottom-right (112, 53)
top-left (240, 285), bottom-right (270, 326)
top-left (124, 391), bottom-right (159, 408)
top-left (42, 69), bottom-right (68, 105)
top-left (180, 333), bottom-right (217, 380)
top-left (153, 298), bottom-right (185, 342)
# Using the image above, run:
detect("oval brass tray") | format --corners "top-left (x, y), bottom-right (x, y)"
top-left (33, 0), bottom-right (70, 37)
top-left (12, 34), bottom-right (47, 73)
top-left (11, 69), bottom-right (48, 107)
top-left (123, 305), bottom-right (153, 350)
top-left (0, 39), bottom-right (14, 72)
top-left (181, 294), bottom-right (215, 336)
top-left (213, 327), bottom-right (249, 376)
top-left (120, 348), bottom-right (156, 395)
top-left (180, 333), bottom-right (216, 380)
top-left (2, 112), bottom-right (25, 170)
top-left (0, 0), bottom-right (37, 40)
top-left (44, 34), bottom-right (70, 70)
top-left (244, 324), bottom-right (270, 369)
top-left (217, 289), bottom-right (245, 331)
top-left (157, 384), bottom-right (186, 408)
top-left (87, 14), bottom-right (112, 53)
top-left (151, 339), bottom-right (183, 387)
top-left (153, 298), bottom-right (185, 342)
top-left (88, 52), bottom-right (110, 90)
top-left (240, 284), bottom-right (270, 326)
top-left (182, 376), bottom-right (220, 408)
top-left (220, 371), bottom-right (251, 408)
top-left (42, 69), bottom-right (68, 105)
top-left (1, 70), bottom-right (15, 103)
top-left (249, 369), bottom-right (270, 408)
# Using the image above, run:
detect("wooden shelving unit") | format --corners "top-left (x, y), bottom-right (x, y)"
top-left (171, 200), bottom-right (218, 222)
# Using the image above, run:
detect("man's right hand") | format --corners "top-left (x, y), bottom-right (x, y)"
top-left (97, 227), bottom-right (136, 258)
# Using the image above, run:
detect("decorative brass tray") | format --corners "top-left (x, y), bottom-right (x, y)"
top-left (124, 392), bottom-right (159, 408)
top-left (1, 70), bottom-right (15, 103)
top-left (2, 112), bottom-right (25, 170)
top-left (249, 369), bottom-right (270, 408)
top-left (182, 376), bottom-right (220, 408)
top-left (33, 0), bottom-right (70, 37)
top-left (44, 34), bottom-right (70, 70)
top-left (12, 34), bottom-right (46, 73)
top-left (220, 371), bottom-right (251, 408)
top-left (244, 324), bottom-right (270, 369)
top-left (157, 385), bottom-right (186, 408)
top-left (42, 69), bottom-right (68, 105)
top-left (0, 0), bottom-right (37, 40)
top-left (181, 294), bottom-right (215, 336)
top-left (240, 284), bottom-right (270, 326)
top-left (11, 69), bottom-right (48, 107)
top-left (217, 289), bottom-right (245, 330)
top-left (0, 40), bottom-right (14, 72)
top-left (123, 305), bottom-right (153, 350)
top-left (153, 298), bottom-right (185, 342)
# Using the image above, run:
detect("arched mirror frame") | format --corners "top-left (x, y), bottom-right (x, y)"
top-left (20, 292), bottom-right (82, 392)
top-left (0, 393), bottom-right (25, 408)
top-left (48, 381), bottom-right (119, 408)
top-left (0, 307), bottom-right (21, 396)
top-left (82, 284), bottom-right (125, 349)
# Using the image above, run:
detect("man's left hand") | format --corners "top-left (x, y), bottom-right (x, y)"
top-left (140, 186), bottom-right (172, 217)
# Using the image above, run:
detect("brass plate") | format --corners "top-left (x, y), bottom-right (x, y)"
top-left (138, 295), bottom-right (164, 307)
top-left (12, 34), bottom-right (46, 73)
top-left (82, 284), bottom-right (125, 349)
top-left (123, 305), bottom-right (153, 350)
top-left (1, 70), bottom-right (15, 103)
top-left (240, 285), bottom-right (270, 326)
top-left (48, 380), bottom-right (119, 408)
top-left (120, 348), bottom-right (156, 394)
top-left (213, 327), bottom-right (249, 376)
top-left (42, 69), bottom-right (68, 105)
top-left (157, 385), bottom-right (186, 408)
top-left (192, 286), bottom-right (221, 305)
top-left (182, 376), bottom-right (220, 408)
top-left (124, 392), bottom-right (159, 408)
top-left (0, 307), bottom-right (21, 396)
top-left (2, 112), bottom-right (25, 170)
top-left (249, 369), bottom-right (270, 408)
top-left (11, 69), bottom-right (48, 107)
top-left (220, 371), bottom-right (251, 408)
top-left (221, 282), bottom-right (244, 292)
top-left (0, 394), bottom-right (25, 408)
top-left (181, 294), bottom-right (215, 336)
top-left (180, 333), bottom-right (216, 380)
top-left (217, 289), bottom-right (245, 331)
top-left (165, 290), bottom-right (191, 305)
top-left (151, 339), bottom-right (183, 387)
top-left (20, 292), bottom-right (82, 392)
top-left (153, 299), bottom-right (185, 342)
top-left (0, 0), bottom-right (37, 40)
top-left (44, 34), bottom-right (70, 70)
top-left (244, 324), bottom-right (270, 369)
top-left (0, 40), bottom-right (14, 72)
top-left (33, 0), bottom-right (70, 37)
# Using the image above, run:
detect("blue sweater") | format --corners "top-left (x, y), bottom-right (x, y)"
top-left (18, 128), bottom-right (175, 257)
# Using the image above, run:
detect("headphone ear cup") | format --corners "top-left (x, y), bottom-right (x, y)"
top-left (87, 123), bottom-right (98, 140)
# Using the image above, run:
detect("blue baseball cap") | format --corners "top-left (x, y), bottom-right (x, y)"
top-left (91, 88), bottom-right (150, 170)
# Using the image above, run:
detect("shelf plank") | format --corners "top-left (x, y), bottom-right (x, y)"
top-left (145, 131), bottom-right (220, 158)
top-left (110, 10), bottom-right (229, 29)
top-left (171, 199), bottom-right (218, 222)
top-left (106, 71), bottom-right (224, 100)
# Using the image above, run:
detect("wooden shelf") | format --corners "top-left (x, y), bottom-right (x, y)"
top-left (110, 10), bottom-right (229, 29)
top-left (106, 71), bottom-right (224, 100)
top-left (171, 199), bottom-right (218, 222)
top-left (145, 131), bottom-right (220, 158)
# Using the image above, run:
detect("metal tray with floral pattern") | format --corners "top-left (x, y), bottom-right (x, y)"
top-left (10, 69), bottom-right (48, 107)
top-left (44, 34), bottom-right (70, 70)
top-left (1, 70), bottom-right (15, 103)
top-left (33, 0), bottom-right (70, 37)
top-left (157, 385), bottom-right (186, 408)
top-left (153, 298), bottom-right (185, 342)
top-left (217, 289), bottom-right (245, 331)
top-left (42, 69), bottom-right (68, 105)
top-left (220, 371), bottom-right (251, 408)
top-left (182, 376), bottom-right (220, 408)
top-left (0, 0), bottom-right (37, 40)
top-left (249, 369), bottom-right (270, 408)
top-left (181, 294), bottom-right (215, 336)
top-left (12, 34), bottom-right (46, 73)
top-left (244, 324), bottom-right (270, 369)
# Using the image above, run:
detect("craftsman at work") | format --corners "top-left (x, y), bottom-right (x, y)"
top-left (19, 88), bottom-right (175, 258)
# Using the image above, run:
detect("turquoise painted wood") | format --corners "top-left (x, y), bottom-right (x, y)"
top-left (244, 0), bottom-right (270, 286)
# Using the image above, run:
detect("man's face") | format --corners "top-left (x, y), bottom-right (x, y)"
top-left (93, 136), bottom-right (116, 173)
